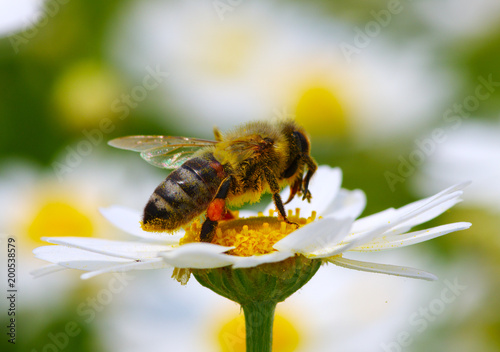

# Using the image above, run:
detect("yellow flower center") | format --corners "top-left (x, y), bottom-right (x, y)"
top-left (27, 201), bottom-right (94, 244)
top-left (217, 311), bottom-right (300, 352)
top-left (181, 209), bottom-right (317, 257)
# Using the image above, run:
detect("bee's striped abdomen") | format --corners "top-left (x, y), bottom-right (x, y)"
top-left (142, 155), bottom-right (226, 231)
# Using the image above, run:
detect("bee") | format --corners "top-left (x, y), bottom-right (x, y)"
top-left (108, 120), bottom-right (317, 242)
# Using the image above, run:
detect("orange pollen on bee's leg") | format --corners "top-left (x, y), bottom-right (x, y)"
top-left (207, 199), bottom-right (226, 221)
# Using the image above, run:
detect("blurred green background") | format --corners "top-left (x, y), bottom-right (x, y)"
top-left (1, 0), bottom-right (500, 351)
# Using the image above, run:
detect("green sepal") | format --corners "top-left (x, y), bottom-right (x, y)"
top-left (192, 255), bottom-right (321, 304)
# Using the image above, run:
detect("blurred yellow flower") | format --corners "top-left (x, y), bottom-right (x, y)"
top-left (295, 85), bottom-right (347, 138)
top-left (217, 312), bottom-right (300, 352)
top-left (27, 201), bottom-right (94, 243)
top-left (52, 60), bottom-right (122, 131)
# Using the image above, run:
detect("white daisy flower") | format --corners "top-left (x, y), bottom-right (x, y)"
top-left (33, 165), bottom-right (470, 282)
top-left (413, 121), bottom-right (500, 211)
top-left (106, 0), bottom-right (451, 144)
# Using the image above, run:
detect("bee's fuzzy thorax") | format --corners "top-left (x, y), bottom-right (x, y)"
top-left (222, 120), bottom-right (287, 143)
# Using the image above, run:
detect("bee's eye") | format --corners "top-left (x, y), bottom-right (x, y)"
top-left (264, 137), bottom-right (273, 144)
top-left (292, 131), bottom-right (309, 154)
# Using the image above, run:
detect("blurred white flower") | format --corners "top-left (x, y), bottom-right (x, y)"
top-left (107, 0), bottom-right (451, 145)
top-left (413, 121), bottom-right (500, 211)
top-left (0, 153), bottom-right (162, 307)
top-left (413, 0), bottom-right (500, 41)
top-left (279, 258), bottom-right (436, 352)
top-left (0, 0), bottom-right (44, 36)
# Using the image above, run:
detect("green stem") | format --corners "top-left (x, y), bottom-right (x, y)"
top-left (242, 300), bottom-right (277, 352)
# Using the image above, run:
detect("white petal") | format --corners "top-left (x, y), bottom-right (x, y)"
top-left (99, 206), bottom-right (183, 243)
top-left (160, 243), bottom-right (235, 268)
top-left (326, 256), bottom-right (438, 281)
top-left (352, 222), bottom-right (472, 251)
top-left (373, 224), bottom-right (415, 239)
top-left (307, 219), bottom-right (391, 258)
top-left (391, 197), bottom-right (462, 231)
top-left (264, 166), bottom-right (342, 216)
top-left (397, 182), bottom-right (469, 215)
top-left (42, 237), bottom-right (173, 260)
top-left (351, 208), bottom-right (397, 233)
top-left (230, 251), bottom-right (295, 269)
top-left (344, 189), bottom-right (465, 249)
top-left (81, 258), bottom-right (170, 279)
top-left (274, 216), bottom-right (353, 255)
top-left (34, 246), bottom-right (132, 271)
top-left (351, 183), bottom-right (468, 239)
top-left (323, 189), bottom-right (366, 219)
top-left (393, 189), bottom-right (463, 226)
top-left (31, 264), bottom-right (68, 278)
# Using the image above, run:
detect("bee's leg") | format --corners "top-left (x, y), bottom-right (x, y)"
top-left (213, 127), bottom-right (223, 142)
top-left (302, 156), bottom-right (317, 202)
top-left (284, 178), bottom-right (301, 205)
top-left (200, 219), bottom-right (218, 243)
top-left (200, 176), bottom-right (232, 242)
top-left (264, 168), bottom-right (299, 228)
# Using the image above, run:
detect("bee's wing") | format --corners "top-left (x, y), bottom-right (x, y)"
top-left (224, 139), bottom-right (263, 163)
top-left (140, 145), bottom-right (205, 169)
top-left (108, 136), bottom-right (217, 169)
top-left (108, 136), bottom-right (216, 151)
